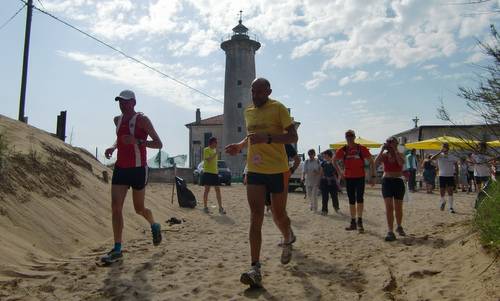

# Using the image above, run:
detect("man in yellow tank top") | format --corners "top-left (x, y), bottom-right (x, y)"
top-left (225, 78), bottom-right (298, 288)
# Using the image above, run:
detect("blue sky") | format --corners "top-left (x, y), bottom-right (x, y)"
top-left (1, 0), bottom-right (499, 164)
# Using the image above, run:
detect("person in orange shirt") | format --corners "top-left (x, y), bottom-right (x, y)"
top-left (333, 130), bottom-right (375, 233)
top-left (225, 78), bottom-right (298, 288)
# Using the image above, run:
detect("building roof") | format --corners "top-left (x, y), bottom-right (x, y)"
top-left (392, 124), bottom-right (494, 137)
top-left (185, 114), bottom-right (223, 127)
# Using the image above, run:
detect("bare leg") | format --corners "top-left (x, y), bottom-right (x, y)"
top-left (384, 198), bottom-right (394, 232)
top-left (203, 186), bottom-right (211, 208)
top-left (394, 199), bottom-right (403, 226)
top-left (247, 184), bottom-right (266, 263)
top-left (356, 203), bottom-right (364, 218)
top-left (111, 185), bottom-right (128, 243)
top-left (349, 204), bottom-right (356, 219)
top-left (215, 186), bottom-right (222, 208)
top-left (271, 192), bottom-right (292, 243)
top-left (132, 188), bottom-right (155, 225)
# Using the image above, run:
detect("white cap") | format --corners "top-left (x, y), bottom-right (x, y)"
top-left (115, 90), bottom-right (136, 101)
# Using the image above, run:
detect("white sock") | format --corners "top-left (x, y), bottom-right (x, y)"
top-left (448, 196), bottom-right (454, 209)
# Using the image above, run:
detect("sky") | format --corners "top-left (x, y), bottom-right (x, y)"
top-left (1, 0), bottom-right (499, 165)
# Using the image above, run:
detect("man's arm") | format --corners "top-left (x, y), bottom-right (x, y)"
top-left (105, 116), bottom-right (120, 159)
top-left (290, 154), bottom-right (300, 174)
top-left (430, 152), bottom-right (441, 161)
top-left (247, 124), bottom-right (298, 145)
top-left (225, 137), bottom-right (248, 155)
top-left (141, 116), bottom-right (163, 149)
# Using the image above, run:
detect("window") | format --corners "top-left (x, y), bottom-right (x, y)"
top-left (237, 80), bottom-right (242, 86)
top-left (204, 132), bottom-right (212, 147)
top-left (237, 102), bottom-right (242, 108)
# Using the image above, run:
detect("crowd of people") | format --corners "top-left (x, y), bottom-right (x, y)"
top-left (100, 80), bottom-right (497, 289)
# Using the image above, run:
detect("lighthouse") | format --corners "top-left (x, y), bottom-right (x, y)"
top-left (220, 13), bottom-right (261, 176)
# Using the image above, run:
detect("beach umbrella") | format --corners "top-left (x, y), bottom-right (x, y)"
top-left (487, 140), bottom-right (500, 147)
top-left (330, 137), bottom-right (382, 149)
top-left (404, 136), bottom-right (479, 150)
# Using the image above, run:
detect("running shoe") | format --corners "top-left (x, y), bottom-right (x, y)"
top-left (281, 242), bottom-right (293, 264)
top-left (100, 249), bottom-right (123, 263)
top-left (449, 208), bottom-right (456, 214)
top-left (385, 232), bottom-right (396, 242)
top-left (240, 265), bottom-right (262, 288)
top-left (357, 219), bottom-right (365, 234)
top-left (219, 207), bottom-right (226, 215)
top-left (440, 202), bottom-right (445, 211)
top-left (396, 226), bottom-right (406, 236)
top-left (345, 220), bottom-right (357, 231)
top-left (151, 223), bottom-right (162, 246)
top-left (203, 207), bottom-right (210, 214)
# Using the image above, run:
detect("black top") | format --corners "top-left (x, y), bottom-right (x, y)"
top-left (424, 160), bottom-right (436, 171)
top-left (285, 144), bottom-right (297, 159)
top-left (321, 161), bottom-right (336, 178)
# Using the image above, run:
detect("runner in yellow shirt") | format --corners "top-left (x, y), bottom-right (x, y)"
top-left (225, 78), bottom-right (298, 288)
top-left (202, 137), bottom-right (225, 214)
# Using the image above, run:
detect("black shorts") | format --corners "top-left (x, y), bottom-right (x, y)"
top-left (382, 177), bottom-right (405, 200)
top-left (345, 177), bottom-right (365, 205)
top-left (112, 166), bottom-right (148, 190)
top-left (247, 172), bottom-right (285, 194)
top-left (202, 173), bottom-right (220, 186)
top-left (439, 176), bottom-right (455, 189)
top-left (475, 176), bottom-right (490, 185)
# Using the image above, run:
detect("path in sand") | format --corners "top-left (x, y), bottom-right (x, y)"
top-left (1, 184), bottom-right (498, 300)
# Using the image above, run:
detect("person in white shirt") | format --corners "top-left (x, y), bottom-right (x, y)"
top-left (470, 142), bottom-right (495, 191)
top-left (302, 149), bottom-right (321, 212)
top-left (430, 143), bottom-right (459, 213)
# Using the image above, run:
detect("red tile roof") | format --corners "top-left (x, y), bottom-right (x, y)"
top-left (185, 114), bottom-right (224, 127)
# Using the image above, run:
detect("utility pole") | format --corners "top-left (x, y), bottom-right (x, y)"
top-left (18, 0), bottom-right (33, 123)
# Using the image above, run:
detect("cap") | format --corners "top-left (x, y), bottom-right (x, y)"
top-left (115, 90), bottom-right (136, 101)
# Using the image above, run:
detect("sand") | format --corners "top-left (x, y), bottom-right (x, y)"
top-left (0, 114), bottom-right (499, 300)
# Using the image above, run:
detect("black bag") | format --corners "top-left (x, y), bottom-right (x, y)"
top-left (175, 176), bottom-right (197, 208)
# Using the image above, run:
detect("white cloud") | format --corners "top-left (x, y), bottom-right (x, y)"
top-left (43, 0), bottom-right (498, 66)
top-left (304, 71), bottom-right (327, 90)
top-left (412, 75), bottom-right (424, 81)
top-left (465, 52), bottom-right (486, 64)
top-left (58, 51), bottom-right (222, 112)
top-left (339, 70), bottom-right (369, 86)
top-left (290, 39), bottom-right (325, 59)
top-left (328, 90), bottom-right (343, 97)
top-left (421, 64), bottom-right (438, 70)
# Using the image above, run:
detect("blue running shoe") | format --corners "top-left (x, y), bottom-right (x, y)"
top-left (151, 223), bottom-right (162, 246)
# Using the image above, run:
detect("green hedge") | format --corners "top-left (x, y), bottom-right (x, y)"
top-left (474, 178), bottom-right (500, 253)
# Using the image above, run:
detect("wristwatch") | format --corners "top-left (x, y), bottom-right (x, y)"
top-left (137, 139), bottom-right (144, 146)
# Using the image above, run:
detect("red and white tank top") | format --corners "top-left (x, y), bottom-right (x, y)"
top-left (115, 113), bottom-right (148, 168)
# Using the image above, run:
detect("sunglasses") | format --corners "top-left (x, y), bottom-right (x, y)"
top-left (346, 134), bottom-right (355, 138)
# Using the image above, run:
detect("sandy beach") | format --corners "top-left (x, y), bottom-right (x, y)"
top-left (0, 115), bottom-right (499, 300)
top-left (1, 183), bottom-right (499, 301)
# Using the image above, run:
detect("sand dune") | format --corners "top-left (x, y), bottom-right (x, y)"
top-left (0, 114), bottom-right (498, 300)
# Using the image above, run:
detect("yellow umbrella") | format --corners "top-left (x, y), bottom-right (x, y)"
top-left (330, 137), bottom-right (382, 149)
top-left (404, 136), bottom-right (479, 150)
top-left (488, 140), bottom-right (500, 147)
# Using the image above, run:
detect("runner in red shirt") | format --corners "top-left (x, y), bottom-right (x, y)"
top-left (100, 90), bottom-right (163, 264)
top-left (333, 130), bottom-right (376, 233)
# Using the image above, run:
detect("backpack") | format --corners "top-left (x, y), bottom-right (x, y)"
top-left (175, 176), bottom-right (197, 208)
top-left (342, 144), bottom-right (364, 162)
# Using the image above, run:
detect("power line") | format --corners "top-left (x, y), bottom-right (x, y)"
top-left (0, 3), bottom-right (26, 31)
top-left (19, 0), bottom-right (224, 105)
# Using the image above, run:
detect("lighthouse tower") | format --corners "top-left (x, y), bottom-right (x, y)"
top-left (221, 13), bottom-right (261, 176)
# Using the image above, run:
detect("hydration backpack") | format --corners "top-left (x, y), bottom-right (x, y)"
top-left (175, 176), bottom-right (197, 208)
